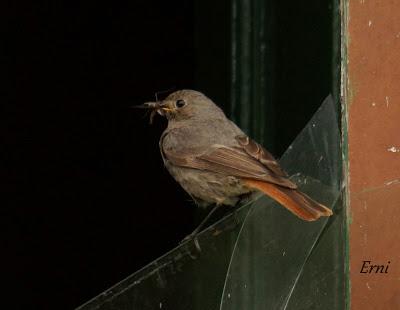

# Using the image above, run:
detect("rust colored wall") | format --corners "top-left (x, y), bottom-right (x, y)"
top-left (346, 0), bottom-right (400, 309)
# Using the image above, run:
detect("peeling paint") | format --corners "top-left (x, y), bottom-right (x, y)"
top-left (371, 102), bottom-right (376, 107)
top-left (384, 179), bottom-right (400, 186)
top-left (368, 20), bottom-right (372, 27)
top-left (356, 180), bottom-right (400, 195)
top-left (366, 282), bottom-right (371, 290)
top-left (387, 146), bottom-right (400, 153)
top-left (385, 96), bottom-right (390, 107)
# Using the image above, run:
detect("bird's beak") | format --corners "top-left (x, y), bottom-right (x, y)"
top-left (157, 101), bottom-right (175, 115)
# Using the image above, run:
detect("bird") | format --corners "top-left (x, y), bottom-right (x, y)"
top-left (136, 90), bottom-right (332, 232)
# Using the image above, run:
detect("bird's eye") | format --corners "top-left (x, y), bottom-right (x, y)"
top-left (175, 99), bottom-right (186, 108)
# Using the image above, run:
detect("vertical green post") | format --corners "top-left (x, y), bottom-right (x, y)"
top-left (230, 0), bottom-right (275, 150)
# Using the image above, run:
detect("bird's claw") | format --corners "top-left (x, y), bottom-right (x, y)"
top-left (180, 233), bottom-right (202, 253)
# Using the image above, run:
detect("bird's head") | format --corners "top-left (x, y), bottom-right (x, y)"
top-left (136, 90), bottom-right (225, 123)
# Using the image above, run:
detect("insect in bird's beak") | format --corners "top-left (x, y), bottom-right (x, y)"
top-left (131, 102), bottom-right (160, 110)
top-left (131, 102), bottom-right (160, 124)
top-left (131, 101), bottom-right (174, 124)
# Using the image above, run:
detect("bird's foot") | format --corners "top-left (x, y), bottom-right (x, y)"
top-left (180, 232), bottom-right (202, 253)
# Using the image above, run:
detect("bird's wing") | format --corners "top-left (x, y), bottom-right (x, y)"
top-left (162, 134), bottom-right (297, 189)
top-left (234, 135), bottom-right (288, 177)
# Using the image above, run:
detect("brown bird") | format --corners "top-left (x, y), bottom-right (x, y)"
top-left (138, 90), bottom-right (332, 230)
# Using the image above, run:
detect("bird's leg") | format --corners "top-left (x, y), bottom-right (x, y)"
top-left (232, 193), bottom-right (251, 219)
top-left (216, 195), bottom-right (253, 232)
top-left (181, 204), bottom-right (220, 250)
top-left (191, 204), bottom-right (220, 236)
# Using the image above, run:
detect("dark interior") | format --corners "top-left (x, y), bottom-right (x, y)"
top-left (10, 0), bottom-right (336, 308)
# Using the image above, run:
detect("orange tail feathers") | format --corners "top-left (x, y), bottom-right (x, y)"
top-left (244, 179), bottom-right (333, 221)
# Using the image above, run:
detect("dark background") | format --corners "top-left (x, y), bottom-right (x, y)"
top-left (9, 1), bottom-right (334, 309)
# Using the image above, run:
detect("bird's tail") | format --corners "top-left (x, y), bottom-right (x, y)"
top-left (244, 179), bottom-right (333, 221)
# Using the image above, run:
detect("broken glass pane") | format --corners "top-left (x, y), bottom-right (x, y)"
top-left (76, 96), bottom-right (345, 310)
